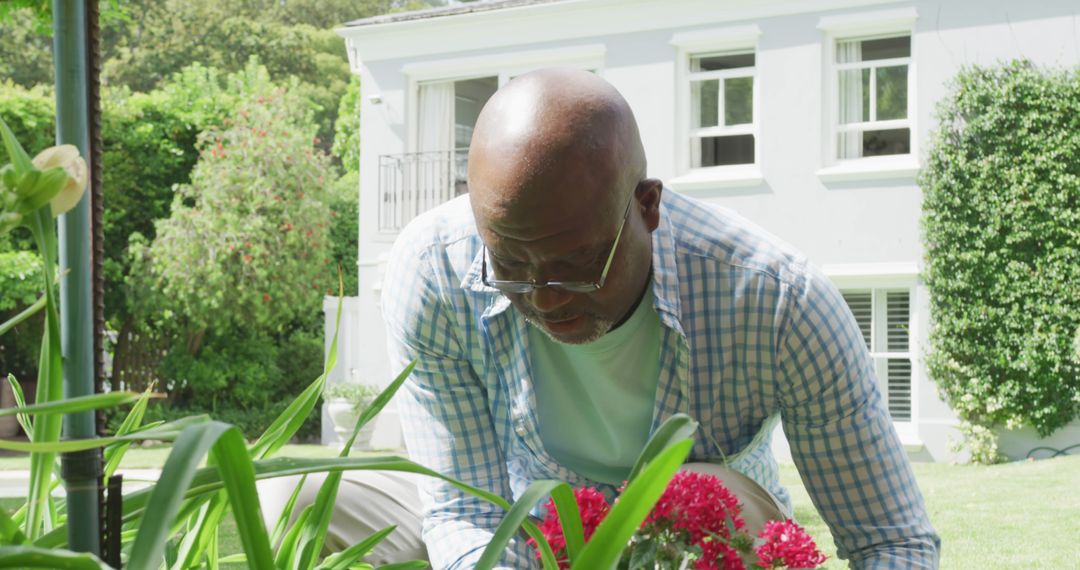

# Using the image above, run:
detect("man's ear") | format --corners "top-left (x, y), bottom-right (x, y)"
top-left (636, 178), bottom-right (663, 232)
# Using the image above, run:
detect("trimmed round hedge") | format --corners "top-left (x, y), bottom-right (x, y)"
top-left (921, 60), bottom-right (1080, 437)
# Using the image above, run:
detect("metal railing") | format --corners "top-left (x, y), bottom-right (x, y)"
top-left (378, 149), bottom-right (469, 233)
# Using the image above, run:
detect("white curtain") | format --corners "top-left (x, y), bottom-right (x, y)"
top-left (415, 82), bottom-right (456, 217)
top-left (837, 40), bottom-right (863, 159)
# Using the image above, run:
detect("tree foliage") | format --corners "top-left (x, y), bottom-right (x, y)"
top-left (921, 60), bottom-right (1080, 438)
top-left (139, 83), bottom-right (333, 337)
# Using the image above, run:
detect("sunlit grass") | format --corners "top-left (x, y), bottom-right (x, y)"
top-left (779, 455), bottom-right (1080, 569)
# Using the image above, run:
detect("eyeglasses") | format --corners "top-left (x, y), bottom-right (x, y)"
top-left (481, 193), bottom-right (636, 294)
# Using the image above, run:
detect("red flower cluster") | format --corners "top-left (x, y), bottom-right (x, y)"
top-left (528, 487), bottom-right (610, 569)
top-left (530, 471), bottom-right (825, 570)
top-left (754, 520), bottom-right (827, 569)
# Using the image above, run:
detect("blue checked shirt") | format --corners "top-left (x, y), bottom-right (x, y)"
top-left (382, 190), bottom-right (940, 569)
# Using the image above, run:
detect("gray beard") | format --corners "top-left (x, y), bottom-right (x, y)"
top-left (523, 313), bottom-right (615, 345)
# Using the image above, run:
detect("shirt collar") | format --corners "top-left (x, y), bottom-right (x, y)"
top-left (460, 189), bottom-right (684, 328)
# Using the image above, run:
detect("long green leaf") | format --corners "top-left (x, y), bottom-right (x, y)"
top-left (127, 422), bottom-right (274, 570)
top-left (571, 439), bottom-right (692, 570)
top-left (314, 526), bottom-right (396, 570)
top-left (0, 505), bottom-right (28, 545)
top-left (270, 473), bottom-right (308, 548)
top-left (0, 391), bottom-right (139, 418)
top-left (0, 294), bottom-right (45, 336)
top-left (37, 455), bottom-right (555, 553)
top-left (550, 484), bottom-right (585, 562)
top-left (626, 413), bottom-right (698, 484)
top-left (249, 293), bottom-right (345, 460)
top-left (171, 492), bottom-right (228, 570)
top-left (476, 479), bottom-right (566, 570)
top-left (293, 361), bottom-right (417, 570)
top-left (0, 415), bottom-right (209, 453)
top-left (211, 428), bottom-right (274, 569)
top-left (275, 504), bottom-right (313, 569)
top-left (102, 385), bottom-right (157, 479)
top-left (0, 545), bottom-right (112, 569)
top-left (0, 115), bottom-right (34, 175)
top-left (7, 375), bottom-right (33, 439)
top-left (26, 207), bottom-right (64, 540)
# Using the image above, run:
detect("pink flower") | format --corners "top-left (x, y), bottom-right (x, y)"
top-left (754, 520), bottom-right (827, 569)
top-left (646, 471), bottom-right (746, 545)
top-left (696, 538), bottom-right (746, 570)
top-left (529, 487), bottom-right (611, 569)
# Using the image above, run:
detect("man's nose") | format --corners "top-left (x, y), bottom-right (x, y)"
top-left (527, 285), bottom-right (575, 314)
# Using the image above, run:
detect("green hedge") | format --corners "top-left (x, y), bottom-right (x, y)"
top-left (921, 60), bottom-right (1080, 437)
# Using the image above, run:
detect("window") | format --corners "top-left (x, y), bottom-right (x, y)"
top-left (834, 34), bottom-right (911, 159)
top-left (841, 288), bottom-right (912, 421)
top-left (688, 50), bottom-right (756, 167)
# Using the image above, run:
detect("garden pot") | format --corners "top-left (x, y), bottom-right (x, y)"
top-left (326, 398), bottom-right (376, 451)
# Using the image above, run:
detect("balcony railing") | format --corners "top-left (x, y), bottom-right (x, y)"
top-left (378, 149), bottom-right (469, 233)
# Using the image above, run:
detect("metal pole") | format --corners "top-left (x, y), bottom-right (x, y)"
top-left (53, 0), bottom-right (101, 555)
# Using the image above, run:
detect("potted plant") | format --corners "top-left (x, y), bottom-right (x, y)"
top-left (324, 382), bottom-right (381, 450)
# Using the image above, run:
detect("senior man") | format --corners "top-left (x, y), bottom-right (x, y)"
top-left (262, 68), bottom-right (940, 568)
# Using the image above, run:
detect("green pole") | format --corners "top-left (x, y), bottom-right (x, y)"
top-left (52, 0), bottom-right (101, 555)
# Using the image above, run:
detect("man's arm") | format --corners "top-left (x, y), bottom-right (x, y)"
top-left (382, 239), bottom-right (539, 570)
top-left (775, 264), bottom-right (941, 568)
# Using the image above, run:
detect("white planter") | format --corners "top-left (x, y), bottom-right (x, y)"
top-left (326, 398), bottom-right (376, 451)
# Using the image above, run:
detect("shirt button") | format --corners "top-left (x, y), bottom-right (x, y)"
top-left (515, 424), bottom-right (527, 436)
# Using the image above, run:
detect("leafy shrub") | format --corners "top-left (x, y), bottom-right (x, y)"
top-left (140, 84), bottom-right (333, 335)
top-left (328, 171), bottom-right (359, 296)
top-left (921, 60), bottom-right (1080, 440)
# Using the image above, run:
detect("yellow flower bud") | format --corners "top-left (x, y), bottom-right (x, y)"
top-left (31, 145), bottom-right (88, 216)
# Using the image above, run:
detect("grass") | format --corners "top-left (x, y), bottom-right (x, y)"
top-left (3, 453), bottom-right (1078, 568)
top-left (779, 455), bottom-right (1080, 569)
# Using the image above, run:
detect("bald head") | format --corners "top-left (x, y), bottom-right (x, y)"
top-left (468, 68), bottom-right (647, 222)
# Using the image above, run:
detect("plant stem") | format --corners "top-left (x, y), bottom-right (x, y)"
top-left (25, 207), bottom-right (64, 541)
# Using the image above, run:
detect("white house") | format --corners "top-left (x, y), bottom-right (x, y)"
top-left (328, 0), bottom-right (1080, 462)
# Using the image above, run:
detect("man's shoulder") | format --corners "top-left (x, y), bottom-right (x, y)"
top-left (389, 195), bottom-right (479, 262)
top-left (661, 190), bottom-right (808, 291)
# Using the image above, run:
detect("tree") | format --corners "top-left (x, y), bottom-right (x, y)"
top-left (138, 81), bottom-right (333, 345)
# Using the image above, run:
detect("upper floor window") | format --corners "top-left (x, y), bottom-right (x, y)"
top-left (834, 34), bottom-right (912, 160)
top-left (689, 51), bottom-right (756, 168)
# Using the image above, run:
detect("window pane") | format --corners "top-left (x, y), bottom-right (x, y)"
top-left (886, 291), bottom-right (910, 352)
top-left (692, 79), bottom-right (720, 128)
top-left (875, 65), bottom-right (908, 120)
top-left (838, 68), bottom-right (870, 124)
top-left (886, 358), bottom-right (912, 421)
top-left (692, 52), bottom-right (754, 71)
top-left (724, 76), bottom-right (753, 125)
top-left (842, 291), bottom-right (873, 349)
top-left (838, 128), bottom-right (910, 159)
top-left (861, 35), bottom-right (910, 61)
top-left (696, 134), bottom-right (754, 167)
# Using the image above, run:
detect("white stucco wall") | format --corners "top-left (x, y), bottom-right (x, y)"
top-left (337, 0), bottom-right (1080, 459)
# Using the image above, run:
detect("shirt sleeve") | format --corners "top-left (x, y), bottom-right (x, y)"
top-left (774, 263), bottom-right (941, 569)
top-left (382, 238), bottom-right (540, 570)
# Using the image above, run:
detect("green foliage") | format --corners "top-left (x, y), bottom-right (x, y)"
top-left (949, 421), bottom-right (1006, 465)
top-left (921, 60), bottom-right (1080, 441)
top-left (0, 251), bottom-right (42, 311)
top-left (328, 171), bottom-right (360, 296)
top-left (332, 76), bottom-right (361, 173)
top-left (0, 8), bottom-right (53, 85)
top-left (141, 86), bottom-right (333, 334)
top-left (0, 82), bottom-right (54, 157)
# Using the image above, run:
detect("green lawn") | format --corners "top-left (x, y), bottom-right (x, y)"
top-left (779, 455), bottom-right (1080, 568)
top-left (3, 454), bottom-right (1078, 568)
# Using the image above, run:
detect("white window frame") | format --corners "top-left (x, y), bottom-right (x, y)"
top-left (366, 44), bottom-right (606, 240)
top-left (669, 25), bottom-right (763, 193)
top-left (402, 44), bottom-right (606, 154)
top-left (817, 8), bottom-right (919, 183)
top-left (825, 262), bottom-right (920, 443)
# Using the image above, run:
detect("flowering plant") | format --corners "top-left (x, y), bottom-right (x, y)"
top-left (530, 471), bottom-right (826, 570)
